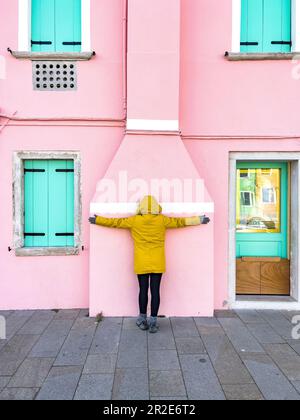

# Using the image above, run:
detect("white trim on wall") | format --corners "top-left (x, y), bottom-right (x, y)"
top-left (90, 202), bottom-right (214, 215)
top-left (81, 0), bottom-right (91, 52)
top-left (17, 0), bottom-right (92, 53)
top-left (18, 0), bottom-right (31, 52)
top-left (231, 0), bottom-right (300, 53)
top-left (228, 152), bottom-right (300, 311)
top-left (231, 0), bottom-right (241, 53)
top-left (127, 119), bottom-right (179, 132)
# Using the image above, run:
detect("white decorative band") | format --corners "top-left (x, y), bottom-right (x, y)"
top-left (127, 119), bottom-right (179, 132)
top-left (90, 202), bottom-right (214, 215)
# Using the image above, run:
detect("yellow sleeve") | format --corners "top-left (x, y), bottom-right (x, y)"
top-left (95, 216), bottom-right (134, 229)
top-left (163, 216), bottom-right (201, 229)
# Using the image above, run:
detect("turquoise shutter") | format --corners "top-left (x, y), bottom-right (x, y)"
top-left (24, 160), bottom-right (74, 248)
top-left (263, 0), bottom-right (291, 52)
top-left (31, 0), bottom-right (55, 52)
top-left (55, 0), bottom-right (82, 52)
top-left (48, 160), bottom-right (75, 247)
top-left (24, 160), bottom-right (49, 247)
top-left (240, 0), bottom-right (263, 53)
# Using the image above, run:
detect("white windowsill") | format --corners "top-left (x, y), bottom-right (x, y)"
top-left (15, 247), bottom-right (80, 257)
top-left (225, 51), bottom-right (300, 61)
top-left (9, 50), bottom-right (95, 61)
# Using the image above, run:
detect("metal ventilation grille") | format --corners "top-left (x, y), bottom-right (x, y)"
top-left (33, 61), bottom-right (77, 91)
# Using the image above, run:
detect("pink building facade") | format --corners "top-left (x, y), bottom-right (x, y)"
top-left (1, 0), bottom-right (300, 316)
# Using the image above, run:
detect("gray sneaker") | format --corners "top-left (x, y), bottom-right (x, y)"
top-left (136, 315), bottom-right (149, 331)
top-left (149, 317), bottom-right (159, 334)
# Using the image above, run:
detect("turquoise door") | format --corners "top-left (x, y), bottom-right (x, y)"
top-left (236, 162), bottom-right (288, 258)
top-left (241, 0), bottom-right (291, 53)
top-left (31, 0), bottom-right (81, 52)
top-left (24, 160), bottom-right (75, 247)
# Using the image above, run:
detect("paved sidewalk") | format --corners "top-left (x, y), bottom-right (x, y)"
top-left (0, 309), bottom-right (300, 400)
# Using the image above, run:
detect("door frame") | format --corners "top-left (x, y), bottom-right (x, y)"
top-left (229, 152), bottom-right (300, 310)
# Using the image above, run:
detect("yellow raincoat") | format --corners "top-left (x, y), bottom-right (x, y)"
top-left (95, 196), bottom-right (201, 275)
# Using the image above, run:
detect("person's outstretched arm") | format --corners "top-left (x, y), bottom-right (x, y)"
top-left (89, 215), bottom-right (134, 229)
top-left (163, 215), bottom-right (210, 229)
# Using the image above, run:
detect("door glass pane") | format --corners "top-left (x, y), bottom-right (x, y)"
top-left (236, 168), bottom-right (281, 233)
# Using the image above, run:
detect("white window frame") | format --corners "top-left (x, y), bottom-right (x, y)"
top-left (231, 0), bottom-right (300, 53)
top-left (13, 151), bottom-right (82, 257)
top-left (240, 191), bottom-right (255, 207)
top-left (18, 0), bottom-right (91, 52)
top-left (261, 187), bottom-right (277, 204)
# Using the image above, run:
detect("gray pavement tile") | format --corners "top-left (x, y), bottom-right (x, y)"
top-left (258, 311), bottom-right (295, 340)
top-left (54, 317), bottom-right (97, 366)
top-left (29, 319), bottom-right (74, 358)
top-left (215, 310), bottom-right (238, 319)
top-left (0, 388), bottom-right (39, 400)
top-left (123, 317), bottom-right (139, 330)
top-left (223, 384), bottom-right (264, 401)
top-left (201, 330), bottom-right (254, 385)
top-left (288, 341), bottom-right (300, 356)
top-left (247, 323), bottom-right (286, 344)
top-left (0, 311), bottom-right (14, 318)
top-left (179, 354), bottom-right (225, 400)
top-left (292, 381), bottom-right (300, 394)
top-left (150, 396), bottom-right (188, 400)
top-left (4, 311), bottom-right (35, 341)
top-left (113, 368), bottom-right (149, 400)
top-left (117, 330), bottom-right (147, 368)
top-left (18, 311), bottom-right (54, 335)
top-left (89, 318), bottom-right (122, 355)
top-left (54, 309), bottom-right (80, 320)
top-left (8, 358), bottom-right (54, 388)
top-left (175, 337), bottom-right (206, 354)
top-left (242, 353), bottom-right (300, 400)
top-left (170, 318), bottom-right (199, 338)
top-left (194, 317), bottom-right (225, 335)
top-left (148, 350), bottom-right (180, 371)
top-left (150, 370), bottom-right (186, 398)
top-left (83, 354), bottom-right (117, 374)
top-left (263, 343), bottom-right (300, 381)
top-left (281, 311), bottom-right (300, 322)
top-left (148, 319), bottom-right (176, 351)
top-left (235, 310), bottom-right (266, 324)
top-left (0, 334), bottom-right (39, 376)
top-left (218, 317), bottom-right (265, 353)
top-left (36, 366), bottom-right (82, 400)
top-left (0, 377), bottom-right (10, 392)
top-left (74, 374), bottom-right (114, 400)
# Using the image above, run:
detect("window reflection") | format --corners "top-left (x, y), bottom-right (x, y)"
top-left (236, 168), bottom-right (281, 233)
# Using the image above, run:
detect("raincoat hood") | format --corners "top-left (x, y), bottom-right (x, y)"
top-left (137, 196), bottom-right (162, 215)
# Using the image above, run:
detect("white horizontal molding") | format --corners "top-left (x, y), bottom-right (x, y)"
top-left (231, 300), bottom-right (300, 311)
top-left (127, 119), bottom-right (179, 132)
top-left (90, 202), bottom-right (214, 215)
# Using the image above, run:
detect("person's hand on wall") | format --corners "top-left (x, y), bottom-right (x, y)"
top-left (89, 215), bottom-right (97, 225)
top-left (200, 215), bottom-right (210, 225)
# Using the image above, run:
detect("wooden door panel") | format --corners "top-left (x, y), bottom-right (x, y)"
top-left (236, 259), bottom-right (261, 295)
top-left (261, 259), bottom-right (290, 295)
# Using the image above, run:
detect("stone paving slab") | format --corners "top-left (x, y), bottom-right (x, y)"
top-left (8, 357), bottom-right (54, 388)
top-left (113, 368), bottom-right (149, 400)
top-left (0, 310), bottom-right (299, 400)
top-left (74, 374), bottom-right (114, 400)
top-left (179, 354), bottom-right (225, 400)
top-left (241, 353), bottom-right (300, 400)
top-left (223, 384), bottom-right (264, 401)
top-left (36, 366), bottom-right (82, 400)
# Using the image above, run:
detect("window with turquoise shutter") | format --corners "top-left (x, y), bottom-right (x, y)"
top-left (241, 0), bottom-right (291, 53)
top-left (24, 160), bottom-right (75, 248)
top-left (31, 0), bottom-right (82, 52)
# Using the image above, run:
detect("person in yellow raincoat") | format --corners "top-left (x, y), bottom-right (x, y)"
top-left (89, 196), bottom-right (210, 333)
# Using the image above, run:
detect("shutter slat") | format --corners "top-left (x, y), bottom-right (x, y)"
top-left (31, 0), bottom-right (55, 52)
top-left (55, 0), bottom-right (82, 52)
top-left (241, 0), bottom-right (263, 53)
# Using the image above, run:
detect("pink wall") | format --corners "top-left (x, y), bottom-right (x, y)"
top-left (180, 0), bottom-right (300, 136)
top-left (0, 126), bottom-right (123, 310)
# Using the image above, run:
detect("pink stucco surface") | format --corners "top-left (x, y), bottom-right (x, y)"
top-left (1, 0), bottom-right (300, 314)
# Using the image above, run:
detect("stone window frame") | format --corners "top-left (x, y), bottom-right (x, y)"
top-left (13, 151), bottom-right (82, 257)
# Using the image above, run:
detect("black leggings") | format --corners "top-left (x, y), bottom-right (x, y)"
top-left (138, 273), bottom-right (162, 317)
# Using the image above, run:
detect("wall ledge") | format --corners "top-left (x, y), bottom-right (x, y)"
top-left (8, 50), bottom-right (95, 61)
top-left (15, 247), bottom-right (80, 257)
top-left (225, 51), bottom-right (300, 61)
